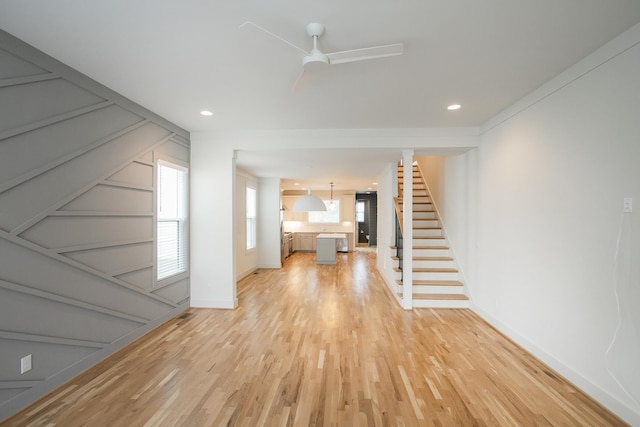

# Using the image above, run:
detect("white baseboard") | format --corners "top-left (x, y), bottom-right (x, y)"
top-left (190, 298), bottom-right (238, 309)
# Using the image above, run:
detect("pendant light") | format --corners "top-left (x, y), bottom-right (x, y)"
top-left (328, 182), bottom-right (335, 209)
top-left (292, 188), bottom-right (327, 211)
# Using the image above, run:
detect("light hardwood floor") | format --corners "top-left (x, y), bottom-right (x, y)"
top-left (5, 252), bottom-right (626, 426)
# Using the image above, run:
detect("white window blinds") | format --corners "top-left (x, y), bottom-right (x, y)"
top-left (246, 186), bottom-right (257, 250)
top-left (157, 162), bottom-right (188, 280)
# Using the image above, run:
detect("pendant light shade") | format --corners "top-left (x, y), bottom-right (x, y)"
top-left (293, 189), bottom-right (327, 211)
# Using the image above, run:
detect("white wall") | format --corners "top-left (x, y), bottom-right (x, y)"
top-left (190, 139), bottom-right (237, 308)
top-left (258, 177), bottom-right (282, 269)
top-left (375, 162), bottom-right (400, 299)
top-left (436, 24), bottom-right (640, 424)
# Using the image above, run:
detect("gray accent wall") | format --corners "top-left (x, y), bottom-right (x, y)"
top-left (0, 30), bottom-right (190, 420)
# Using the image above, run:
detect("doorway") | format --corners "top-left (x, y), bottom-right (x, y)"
top-left (355, 192), bottom-right (377, 247)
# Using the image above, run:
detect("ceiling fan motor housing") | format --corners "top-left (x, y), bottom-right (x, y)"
top-left (303, 50), bottom-right (330, 67)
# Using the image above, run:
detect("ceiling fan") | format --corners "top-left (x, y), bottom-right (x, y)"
top-left (240, 21), bottom-right (404, 90)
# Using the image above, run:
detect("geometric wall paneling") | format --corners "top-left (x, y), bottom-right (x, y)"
top-left (0, 29), bottom-right (189, 419)
top-left (0, 287), bottom-right (143, 344)
top-left (0, 78), bottom-right (105, 134)
top-left (0, 123), bottom-right (172, 232)
top-left (105, 161), bottom-right (153, 189)
top-left (18, 216), bottom-right (153, 250)
top-left (59, 184), bottom-right (153, 213)
top-left (137, 150), bottom-right (154, 164)
top-left (63, 241), bottom-right (152, 276)
top-left (0, 238), bottom-right (174, 320)
top-left (155, 137), bottom-right (189, 163)
top-left (0, 105), bottom-right (143, 185)
top-left (0, 337), bottom-right (98, 383)
top-left (151, 278), bottom-right (189, 305)
top-left (0, 48), bottom-right (49, 80)
top-left (116, 268), bottom-right (153, 291)
top-left (0, 389), bottom-right (26, 407)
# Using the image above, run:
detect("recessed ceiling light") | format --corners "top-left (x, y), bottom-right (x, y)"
top-left (447, 104), bottom-right (461, 111)
top-left (200, 110), bottom-right (213, 116)
top-left (372, 182), bottom-right (378, 185)
top-left (294, 182), bottom-right (300, 186)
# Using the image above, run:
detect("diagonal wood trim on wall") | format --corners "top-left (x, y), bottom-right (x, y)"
top-left (0, 30), bottom-right (190, 420)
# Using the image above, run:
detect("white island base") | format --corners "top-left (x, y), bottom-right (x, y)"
top-left (315, 233), bottom-right (346, 264)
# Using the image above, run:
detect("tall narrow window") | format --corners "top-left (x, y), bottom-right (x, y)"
top-left (356, 201), bottom-right (365, 223)
top-left (246, 186), bottom-right (257, 250)
top-left (157, 161), bottom-right (188, 281)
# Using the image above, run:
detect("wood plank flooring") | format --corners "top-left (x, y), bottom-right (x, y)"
top-left (5, 251), bottom-right (626, 426)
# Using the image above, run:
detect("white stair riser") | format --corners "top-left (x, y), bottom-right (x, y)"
top-left (412, 285), bottom-right (464, 294)
top-left (413, 206), bottom-right (434, 213)
top-left (414, 219), bottom-right (440, 228)
top-left (413, 212), bottom-right (437, 220)
top-left (414, 229), bottom-right (443, 237)
top-left (413, 259), bottom-right (455, 269)
top-left (413, 238), bottom-right (447, 247)
top-left (414, 248), bottom-right (450, 257)
top-left (412, 299), bottom-right (470, 308)
top-left (413, 271), bottom-right (460, 281)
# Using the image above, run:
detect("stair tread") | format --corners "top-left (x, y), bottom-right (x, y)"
top-left (414, 245), bottom-right (449, 250)
top-left (396, 279), bottom-right (464, 287)
top-left (413, 267), bottom-right (458, 273)
top-left (414, 236), bottom-right (445, 240)
top-left (391, 256), bottom-right (453, 262)
top-left (411, 293), bottom-right (469, 301)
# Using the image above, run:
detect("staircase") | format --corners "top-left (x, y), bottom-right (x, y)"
top-left (392, 163), bottom-right (469, 308)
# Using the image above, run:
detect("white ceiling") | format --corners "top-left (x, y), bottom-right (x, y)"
top-left (2, 1), bottom-right (640, 190)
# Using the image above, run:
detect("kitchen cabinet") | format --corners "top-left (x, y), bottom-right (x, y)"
top-left (316, 233), bottom-right (346, 264)
top-left (298, 233), bottom-right (315, 251)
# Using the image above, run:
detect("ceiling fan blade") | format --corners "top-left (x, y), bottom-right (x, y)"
top-left (239, 21), bottom-right (309, 55)
top-left (326, 43), bottom-right (404, 64)
top-left (292, 67), bottom-right (309, 92)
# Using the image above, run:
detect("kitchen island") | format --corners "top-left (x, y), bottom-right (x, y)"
top-left (315, 233), bottom-right (346, 264)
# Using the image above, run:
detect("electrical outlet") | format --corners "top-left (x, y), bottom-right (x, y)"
top-left (21, 354), bottom-right (32, 374)
top-left (624, 197), bottom-right (633, 213)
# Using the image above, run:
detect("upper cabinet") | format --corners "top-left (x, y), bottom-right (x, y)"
top-left (342, 193), bottom-right (355, 222)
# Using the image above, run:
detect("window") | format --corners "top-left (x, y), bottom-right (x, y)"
top-left (157, 161), bottom-right (188, 281)
top-left (308, 200), bottom-right (340, 223)
top-left (246, 186), bottom-right (257, 250)
top-left (356, 201), bottom-right (365, 223)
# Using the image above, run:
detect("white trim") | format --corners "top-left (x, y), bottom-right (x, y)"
top-left (190, 298), bottom-right (238, 309)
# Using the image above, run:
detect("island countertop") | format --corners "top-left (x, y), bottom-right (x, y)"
top-left (316, 233), bottom-right (347, 239)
